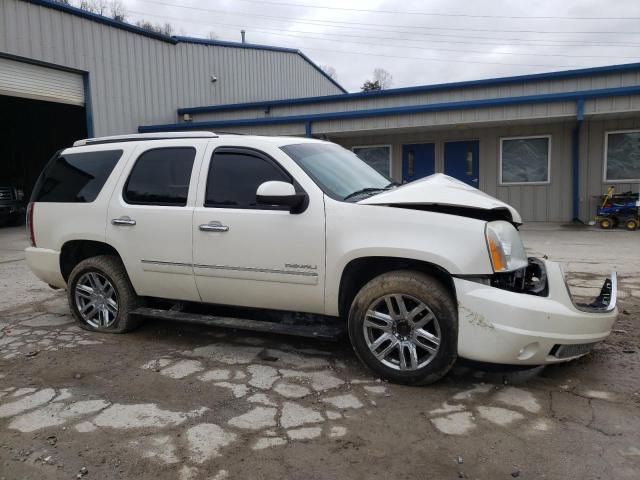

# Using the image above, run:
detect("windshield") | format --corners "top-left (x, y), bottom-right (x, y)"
top-left (281, 143), bottom-right (393, 201)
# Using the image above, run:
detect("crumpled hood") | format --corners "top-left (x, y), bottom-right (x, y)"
top-left (359, 173), bottom-right (522, 224)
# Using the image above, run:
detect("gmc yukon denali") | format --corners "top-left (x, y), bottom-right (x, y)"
top-left (25, 132), bottom-right (617, 385)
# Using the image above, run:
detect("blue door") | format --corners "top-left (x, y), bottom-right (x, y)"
top-left (444, 140), bottom-right (479, 187)
top-left (402, 143), bottom-right (435, 183)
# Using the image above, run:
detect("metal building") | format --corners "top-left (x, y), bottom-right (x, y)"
top-left (141, 64), bottom-right (640, 223)
top-left (0, 0), bottom-right (343, 193)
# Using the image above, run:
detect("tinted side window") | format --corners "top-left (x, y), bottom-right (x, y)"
top-left (124, 148), bottom-right (195, 206)
top-left (33, 150), bottom-right (122, 203)
top-left (205, 151), bottom-right (290, 208)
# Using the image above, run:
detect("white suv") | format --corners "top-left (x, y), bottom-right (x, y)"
top-left (26, 132), bottom-right (617, 385)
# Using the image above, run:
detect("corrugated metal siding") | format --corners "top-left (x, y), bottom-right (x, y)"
top-left (0, 55), bottom-right (84, 105)
top-left (0, 0), bottom-right (342, 135)
top-left (192, 73), bottom-right (640, 124)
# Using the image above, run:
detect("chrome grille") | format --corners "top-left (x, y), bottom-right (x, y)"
top-left (552, 342), bottom-right (597, 359)
top-left (0, 187), bottom-right (15, 201)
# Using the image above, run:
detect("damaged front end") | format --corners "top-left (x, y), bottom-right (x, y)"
top-left (454, 258), bottom-right (618, 365)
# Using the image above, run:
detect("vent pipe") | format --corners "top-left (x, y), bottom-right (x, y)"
top-left (241, 30), bottom-right (246, 43)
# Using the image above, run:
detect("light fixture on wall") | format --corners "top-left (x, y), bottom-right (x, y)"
top-left (210, 75), bottom-right (217, 83)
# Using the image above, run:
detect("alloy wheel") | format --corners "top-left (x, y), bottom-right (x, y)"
top-left (74, 271), bottom-right (119, 328)
top-left (363, 294), bottom-right (441, 371)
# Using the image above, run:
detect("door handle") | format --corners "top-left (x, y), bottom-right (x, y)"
top-left (199, 221), bottom-right (229, 232)
top-left (111, 216), bottom-right (136, 226)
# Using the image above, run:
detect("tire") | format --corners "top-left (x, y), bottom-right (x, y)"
top-left (67, 255), bottom-right (141, 333)
top-left (348, 270), bottom-right (458, 385)
top-left (625, 219), bottom-right (639, 231)
top-left (599, 218), bottom-right (612, 229)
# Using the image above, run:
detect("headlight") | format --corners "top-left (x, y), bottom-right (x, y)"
top-left (485, 220), bottom-right (528, 272)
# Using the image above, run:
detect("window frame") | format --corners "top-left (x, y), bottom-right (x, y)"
top-left (351, 144), bottom-right (392, 177)
top-left (603, 129), bottom-right (640, 183)
top-left (122, 146), bottom-right (197, 207)
top-left (499, 135), bottom-right (552, 186)
top-left (204, 146), bottom-right (302, 210)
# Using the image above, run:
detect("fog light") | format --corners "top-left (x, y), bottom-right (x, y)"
top-left (517, 342), bottom-right (540, 360)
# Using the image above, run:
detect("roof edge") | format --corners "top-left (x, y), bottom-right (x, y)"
top-left (142, 84), bottom-right (640, 132)
top-left (25, 0), bottom-right (178, 43)
top-left (178, 61), bottom-right (640, 115)
top-left (23, 1), bottom-right (347, 94)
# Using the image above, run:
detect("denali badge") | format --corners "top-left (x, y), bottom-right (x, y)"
top-left (285, 263), bottom-right (317, 270)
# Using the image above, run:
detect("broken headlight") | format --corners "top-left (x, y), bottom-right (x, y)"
top-left (485, 220), bottom-right (528, 272)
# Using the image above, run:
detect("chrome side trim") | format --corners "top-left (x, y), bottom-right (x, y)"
top-left (141, 260), bottom-right (318, 277)
top-left (141, 260), bottom-right (193, 268)
top-left (193, 264), bottom-right (318, 277)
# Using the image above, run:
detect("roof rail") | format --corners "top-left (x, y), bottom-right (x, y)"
top-left (73, 131), bottom-right (218, 147)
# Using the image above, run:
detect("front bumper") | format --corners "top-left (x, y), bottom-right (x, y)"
top-left (454, 259), bottom-right (617, 365)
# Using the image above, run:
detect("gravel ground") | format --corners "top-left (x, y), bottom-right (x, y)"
top-left (0, 224), bottom-right (639, 480)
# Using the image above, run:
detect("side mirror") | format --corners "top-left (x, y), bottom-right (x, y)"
top-left (256, 181), bottom-right (306, 212)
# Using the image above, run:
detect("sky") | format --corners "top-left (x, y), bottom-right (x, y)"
top-left (114, 0), bottom-right (640, 92)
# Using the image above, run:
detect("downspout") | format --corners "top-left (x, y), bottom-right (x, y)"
top-left (572, 98), bottom-right (585, 223)
top-left (83, 73), bottom-right (94, 138)
top-left (305, 121), bottom-right (312, 138)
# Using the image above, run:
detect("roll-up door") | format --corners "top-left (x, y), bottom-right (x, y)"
top-left (0, 57), bottom-right (84, 106)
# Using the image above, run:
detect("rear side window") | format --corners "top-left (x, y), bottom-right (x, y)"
top-left (124, 147), bottom-right (196, 206)
top-left (33, 150), bottom-right (122, 203)
top-left (205, 150), bottom-right (290, 208)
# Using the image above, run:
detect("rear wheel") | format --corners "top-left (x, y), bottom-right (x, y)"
top-left (625, 218), bottom-right (639, 231)
top-left (348, 270), bottom-right (457, 385)
top-left (67, 255), bottom-right (141, 333)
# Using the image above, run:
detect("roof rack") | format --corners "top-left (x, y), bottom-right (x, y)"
top-left (73, 131), bottom-right (218, 147)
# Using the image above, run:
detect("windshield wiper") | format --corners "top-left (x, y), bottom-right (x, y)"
top-left (343, 187), bottom-right (388, 201)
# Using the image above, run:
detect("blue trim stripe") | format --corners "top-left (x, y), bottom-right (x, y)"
top-left (178, 62), bottom-right (640, 115)
top-left (25, 1), bottom-right (347, 94)
top-left (173, 36), bottom-right (299, 54)
top-left (140, 85), bottom-right (640, 133)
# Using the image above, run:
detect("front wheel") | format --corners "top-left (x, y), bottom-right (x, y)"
top-left (348, 270), bottom-right (458, 385)
top-left (625, 218), bottom-right (639, 231)
top-left (67, 255), bottom-right (141, 333)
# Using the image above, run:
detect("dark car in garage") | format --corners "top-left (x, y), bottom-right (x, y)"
top-left (0, 184), bottom-right (26, 226)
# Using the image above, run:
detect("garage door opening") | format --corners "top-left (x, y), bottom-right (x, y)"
top-left (0, 95), bottom-right (87, 198)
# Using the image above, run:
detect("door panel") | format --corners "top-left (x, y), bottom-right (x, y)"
top-left (402, 143), bottom-right (435, 183)
top-left (106, 142), bottom-right (206, 302)
top-left (192, 147), bottom-right (326, 314)
top-left (444, 140), bottom-right (479, 187)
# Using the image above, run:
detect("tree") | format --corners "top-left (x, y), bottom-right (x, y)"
top-left (361, 79), bottom-right (382, 92)
top-left (78, 1), bottom-right (125, 21)
top-left (135, 20), bottom-right (174, 36)
top-left (320, 65), bottom-right (337, 80)
top-left (208, 31), bottom-right (219, 40)
top-left (109, 0), bottom-right (127, 22)
top-left (373, 68), bottom-right (393, 90)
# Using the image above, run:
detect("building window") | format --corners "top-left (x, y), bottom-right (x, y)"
top-left (500, 136), bottom-right (551, 185)
top-left (352, 145), bottom-right (391, 176)
top-left (605, 130), bottom-right (640, 182)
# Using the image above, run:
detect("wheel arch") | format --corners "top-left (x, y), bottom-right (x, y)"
top-left (337, 256), bottom-right (457, 320)
top-left (60, 240), bottom-right (126, 283)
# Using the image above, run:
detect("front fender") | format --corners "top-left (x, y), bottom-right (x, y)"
top-left (324, 200), bottom-right (493, 316)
